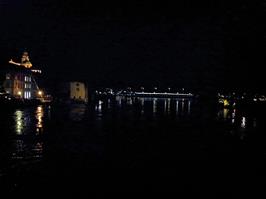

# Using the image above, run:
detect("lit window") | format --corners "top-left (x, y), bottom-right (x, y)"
top-left (24, 91), bottom-right (31, 99)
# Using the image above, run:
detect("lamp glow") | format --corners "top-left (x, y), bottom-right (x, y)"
top-left (38, 91), bottom-right (43, 96)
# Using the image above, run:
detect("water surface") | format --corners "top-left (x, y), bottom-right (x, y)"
top-left (0, 97), bottom-right (265, 193)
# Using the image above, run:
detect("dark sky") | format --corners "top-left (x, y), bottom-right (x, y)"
top-left (0, 0), bottom-right (265, 91)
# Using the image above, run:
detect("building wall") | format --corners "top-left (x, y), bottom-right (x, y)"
top-left (3, 71), bottom-right (35, 99)
top-left (70, 82), bottom-right (88, 102)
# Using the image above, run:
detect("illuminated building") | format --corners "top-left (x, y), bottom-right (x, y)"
top-left (55, 81), bottom-right (88, 103)
top-left (70, 82), bottom-right (88, 102)
top-left (0, 52), bottom-right (42, 99)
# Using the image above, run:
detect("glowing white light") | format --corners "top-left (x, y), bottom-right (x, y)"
top-left (241, 117), bottom-right (246, 128)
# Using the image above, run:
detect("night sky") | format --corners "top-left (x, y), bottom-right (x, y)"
top-left (0, 0), bottom-right (265, 92)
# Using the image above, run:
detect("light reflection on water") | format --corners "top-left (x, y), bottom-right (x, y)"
top-left (11, 105), bottom-right (47, 163)
top-left (112, 96), bottom-right (193, 117)
top-left (94, 100), bottom-right (103, 120)
top-left (11, 141), bottom-right (43, 160)
top-left (7, 100), bottom-right (262, 168)
top-left (188, 101), bottom-right (191, 115)
top-left (14, 110), bottom-right (23, 135)
top-left (153, 98), bottom-right (157, 114)
top-left (69, 104), bottom-right (87, 121)
top-left (167, 98), bottom-right (171, 114)
top-left (2, 97), bottom-right (264, 191)
top-left (36, 106), bottom-right (44, 133)
top-left (217, 107), bottom-right (259, 139)
top-left (241, 117), bottom-right (246, 129)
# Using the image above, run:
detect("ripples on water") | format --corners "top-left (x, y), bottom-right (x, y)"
top-left (0, 97), bottom-right (265, 192)
top-left (1, 98), bottom-right (263, 165)
top-left (11, 106), bottom-right (45, 161)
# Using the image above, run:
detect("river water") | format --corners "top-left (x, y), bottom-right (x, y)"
top-left (0, 97), bottom-right (265, 193)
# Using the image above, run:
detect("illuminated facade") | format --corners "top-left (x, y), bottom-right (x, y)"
top-left (1, 52), bottom-right (41, 99)
top-left (70, 82), bottom-right (88, 102)
top-left (2, 67), bottom-right (36, 99)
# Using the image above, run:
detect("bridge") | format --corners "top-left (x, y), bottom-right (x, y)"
top-left (116, 91), bottom-right (194, 98)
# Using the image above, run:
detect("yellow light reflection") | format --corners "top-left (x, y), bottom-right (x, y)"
top-left (14, 110), bottom-right (23, 135)
top-left (223, 108), bottom-right (229, 119)
top-left (36, 106), bottom-right (44, 132)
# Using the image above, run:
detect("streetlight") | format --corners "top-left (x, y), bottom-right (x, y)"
top-left (38, 90), bottom-right (43, 96)
top-left (18, 91), bottom-right (22, 96)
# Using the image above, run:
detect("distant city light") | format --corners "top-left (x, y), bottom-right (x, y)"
top-left (31, 69), bottom-right (42, 74)
top-left (223, 99), bottom-right (230, 107)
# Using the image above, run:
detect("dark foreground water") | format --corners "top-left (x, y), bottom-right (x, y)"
top-left (0, 97), bottom-right (266, 194)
